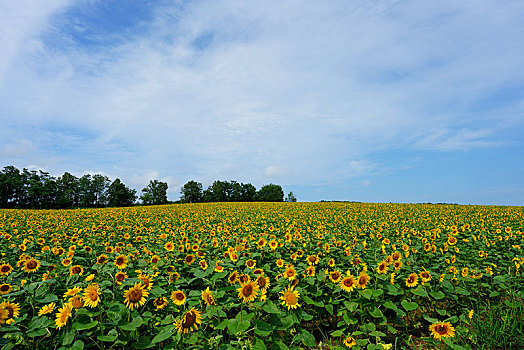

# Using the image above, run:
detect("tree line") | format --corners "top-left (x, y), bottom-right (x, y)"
top-left (179, 180), bottom-right (295, 203)
top-left (0, 165), bottom-right (295, 209)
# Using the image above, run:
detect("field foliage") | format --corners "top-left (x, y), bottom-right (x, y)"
top-left (0, 203), bottom-right (523, 349)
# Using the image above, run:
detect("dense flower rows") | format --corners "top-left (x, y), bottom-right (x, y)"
top-left (0, 202), bottom-right (522, 349)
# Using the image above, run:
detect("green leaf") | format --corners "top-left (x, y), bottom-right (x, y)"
top-left (253, 337), bottom-right (267, 350)
top-left (370, 307), bottom-right (383, 318)
top-left (455, 287), bottom-right (470, 296)
top-left (97, 329), bottom-right (118, 342)
top-left (359, 289), bottom-right (373, 300)
top-left (254, 319), bottom-right (273, 337)
top-left (401, 300), bottom-right (419, 311)
top-left (151, 326), bottom-right (175, 344)
top-left (72, 320), bottom-right (98, 331)
top-left (331, 330), bottom-right (344, 337)
top-left (346, 302), bottom-right (359, 312)
top-left (71, 340), bottom-right (84, 350)
top-left (436, 308), bottom-right (447, 316)
top-left (430, 290), bottom-right (445, 300)
top-left (326, 303), bottom-right (334, 315)
top-left (369, 331), bottom-right (386, 337)
top-left (277, 316), bottom-right (294, 330)
top-left (132, 336), bottom-right (153, 349)
top-left (262, 301), bottom-right (281, 315)
top-left (295, 330), bottom-right (316, 347)
top-left (274, 340), bottom-right (290, 350)
top-left (120, 316), bottom-right (144, 331)
top-left (161, 314), bottom-right (175, 325)
top-left (62, 330), bottom-right (75, 346)
top-left (411, 286), bottom-right (429, 298)
top-left (383, 301), bottom-right (397, 310)
top-left (423, 314), bottom-right (439, 324)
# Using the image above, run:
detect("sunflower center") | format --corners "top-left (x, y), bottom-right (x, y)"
top-left (175, 293), bottom-right (184, 301)
top-left (1, 266), bottom-right (9, 273)
top-left (182, 312), bottom-right (196, 328)
top-left (129, 289), bottom-right (142, 302)
top-left (0, 285), bottom-right (9, 292)
top-left (437, 325), bottom-right (447, 334)
top-left (89, 290), bottom-right (98, 301)
top-left (26, 261), bottom-right (37, 269)
top-left (258, 278), bottom-right (267, 288)
top-left (116, 258), bottom-right (124, 264)
top-left (285, 292), bottom-right (297, 305)
top-left (72, 267), bottom-right (81, 274)
top-left (359, 276), bottom-right (366, 284)
top-left (344, 278), bottom-right (354, 287)
top-left (242, 285), bottom-right (253, 297)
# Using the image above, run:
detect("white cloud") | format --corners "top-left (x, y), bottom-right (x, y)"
top-left (0, 0), bottom-right (523, 198)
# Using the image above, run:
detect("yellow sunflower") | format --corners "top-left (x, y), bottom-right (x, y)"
top-left (0, 263), bottom-right (13, 276)
top-left (201, 287), bottom-right (216, 306)
top-left (114, 255), bottom-right (128, 269)
top-left (153, 297), bottom-right (168, 310)
top-left (170, 290), bottom-right (187, 306)
top-left (64, 286), bottom-right (82, 298)
top-left (429, 321), bottom-right (456, 340)
top-left (83, 283), bottom-right (101, 308)
top-left (340, 274), bottom-right (357, 292)
top-left (343, 336), bottom-right (357, 348)
top-left (55, 304), bottom-right (73, 329)
top-left (357, 272), bottom-right (370, 289)
top-left (124, 282), bottom-right (149, 310)
top-left (68, 295), bottom-right (84, 309)
top-left (174, 308), bottom-right (202, 334)
top-left (38, 302), bottom-right (56, 316)
top-left (96, 254), bottom-right (108, 264)
top-left (228, 271), bottom-right (239, 285)
top-left (0, 283), bottom-right (12, 295)
top-left (280, 286), bottom-right (301, 310)
top-left (405, 273), bottom-right (418, 288)
top-left (256, 275), bottom-right (270, 292)
top-left (377, 261), bottom-right (389, 274)
top-left (237, 281), bottom-right (259, 303)
top-left (115, 271), bottom-right (128, 285)
top-left (69, 265), bottom-right (83, 276)
top-left (22, 258), bottom-right (40, 273)
top-left (0, 301), bottom-right (20, 324)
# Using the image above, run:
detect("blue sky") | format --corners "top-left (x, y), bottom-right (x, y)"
top-left (1, 0), bottom-right (523, 205)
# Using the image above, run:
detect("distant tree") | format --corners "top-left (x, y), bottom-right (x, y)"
top-left (180, 181), bottom-right (202, 203)
top-left (256, 184), bottom-right (284, 202)
top-left (107, 178), bottom-right (137, 207)
top-left (241, 183), bottom-right (257, 201)
top-left (141, 180), bottom-right (168, 205)
top-left (91, 174), bottom-right (110, 207)
top-left (78, 175), bottom-right (96, 208)
top-left (57, 172), bottom-right (79, 208)
top-left (285, 191), bottom-right (297, 202)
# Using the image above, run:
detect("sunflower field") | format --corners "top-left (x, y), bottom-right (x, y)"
top-left (0, 202), bottom-right (523, 349)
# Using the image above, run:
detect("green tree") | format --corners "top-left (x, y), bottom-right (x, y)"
top-left (141, 180), bottom-right (168, 205)
top-left (57, 172), bottom-right (79, 208)
top-left (285, 191), bottom-right (297, 202)
top-left (180, 180), bottom-right (202, 203)
top-left (107, 178), bottom-right (137, 207)
top-left (256, 184), bottom-right (284, 202)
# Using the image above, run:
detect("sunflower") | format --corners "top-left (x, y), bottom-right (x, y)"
top-left (468, 309), bottom-right (474, 319)
top-left (0, 283), bottom-right (12, 295)
top-left (150, 255), bottom-right (160, 264)
top-left (68, 295), bottom-right (84, 309)
top-left (405, 273), bottom-right (418, 288)
top-left (171, 290), bottom-right (186, 306)
top-left (329, 270), bottom-right (342, 283)
top-left (199, 260), bottom-right (208, 270)
top-left (55, 304), bottom-right (73, 329)
top-left (174, 308), bottom-right (202, 334)
top-left (306, 255), bottom-right (319, 265)
top-left (377, 261), bottom-right (389, 274)
top-left (253, 268), bottom-right (264, 276)
top-left (357, 272), bottom-right (370, 289)
top-left (64, 286), bottom-right (82, 298)
top-left (114, 255), bottom-right (128, 269)
top-left (429, 321), bottom-right (456, 340)
top-left (256, 275), bottom-right (270, 291)
top-left (83, 283), bottom-right (101, 308)
top-left (269, 240), bottom-right (278, 250)
top-left (184, 254), bottom-right (195, 265)
top-left (237, 281), bottom-right (259, 303)
top-left (38, 302), bottom-right (55, 316)
top-left (96, 254), bottom-right (108, 264)
top-left (124, 282), bottom-right (149, 310)
top-left (164, 242), bottom-right (175, 252)
top-left (239, 274), bottom-right (250, 284)
top-left (245, 259), bottom-right (256, 269)
top-left (343, 336), bottom-right (357, 348)
top-left (340, 274), bottom-right (357, 292)
top-left (393, 260), bottom-right (403, 270)
top-left (420, 270), bottom-right (431, 283)
top-left (305, 266), bottom-right (316, 277)
top-left (228, 271), bottom-right (239, 285)
top-left (115, 271), bottom-right (128, 285)
top-left (280, 286), bottom-right (301, 310)
top-left (276, 259), bottom-right (285, 268)
top-left (201, 287), bottom-right (216, 306)
top-left (0, 301), bottom-right (20, 324)
top-left (22, 258), bottom-right (40, 273)
top-left (69, 265), bottom-right (83, 276)
top-left (61, 257), bottom-right (72, 267)
top-left (138, 274), bottom-right (153, 290)
top-left (153, 297), bottom-right (168, 310)
top-left (0, 306), bottom-right (8, 325)
top-left (0, 263), bottom-right (13, 276)
top-left (284, 266), bottom-right (297, 281)
top-left (328, 258), bottom-right (336, 267)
